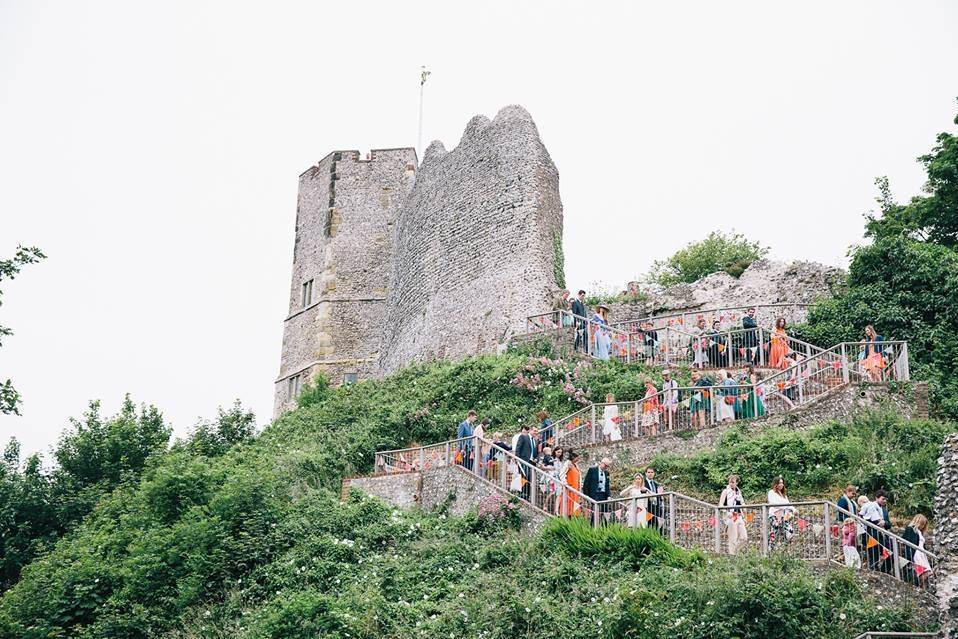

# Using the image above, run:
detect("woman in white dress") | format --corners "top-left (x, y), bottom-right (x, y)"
top-left (904, 514), bottom-right (932, 584)
top-left (602, 393), bottom-right (623, 441)
top-left (690, 318), bottom-right (709, 368)
top-left (620, 473), bottom-right (651, 528)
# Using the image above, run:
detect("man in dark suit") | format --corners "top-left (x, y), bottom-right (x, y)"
top-left (741, 307), bottom-right (758, 364)
top-left (643, 466), bottom-right (664, 533)
top-left (571, 289), bottom-right (588, 352)
top-left (514, 425), bottom-right (537, 501)
top-left (582, 460), bottom-right (608, 501)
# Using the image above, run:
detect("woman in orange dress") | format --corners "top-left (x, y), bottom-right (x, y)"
top-left (768, 318), bottom-right (790, 369)
top-left (562, 450), bottom-right (582, 517)
top-left (862, 325), bottom-right (885, 381)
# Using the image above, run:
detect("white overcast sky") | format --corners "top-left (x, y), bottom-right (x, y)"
top-left (2, 1), bottom-right (957, 456)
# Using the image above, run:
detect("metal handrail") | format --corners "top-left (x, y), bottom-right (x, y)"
top-left (609, 302), bottom-right (814, 332)
top-left (370, 432), bottom-right (933, 590)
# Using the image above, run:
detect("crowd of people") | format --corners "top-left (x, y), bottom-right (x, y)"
top-left (550, 291), bottom-right (894, 381)
top-left (453, 410), bottom-right (931, 586)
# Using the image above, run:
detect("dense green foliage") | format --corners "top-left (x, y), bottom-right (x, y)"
top-left (647, 231), bottom-right (768, 288)
top-left (865, 103), bottom-right (958, 247)
top-left (648, 410), bottom-right (954, 517)
top-left (0, 353), bottom-right (935, 637)
top-left (553, 230), bottom-right (566, 289)
top-left (0, 398), bottom-right (256, 592)
top-left (793, 104), bottom-right (958, 418)
top-left (0, 244), bottom-right (46, 415)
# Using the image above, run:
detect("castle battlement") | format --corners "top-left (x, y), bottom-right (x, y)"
top-left (298, 147), bottom-right (419, 178)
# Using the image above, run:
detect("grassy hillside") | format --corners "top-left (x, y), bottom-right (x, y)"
top-left (0, 352), bottom-right (940, 638)
top-left (634, 411), bottom-right (954, 518)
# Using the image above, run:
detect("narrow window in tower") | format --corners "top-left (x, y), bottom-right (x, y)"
top-left (323, 209), bottom-right (334, 237)
top-left (288, 374), bottom-right (301, 399)
top-left (301, 279), bottom-right (313, 307)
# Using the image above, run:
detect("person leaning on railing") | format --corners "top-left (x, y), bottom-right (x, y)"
top-left (552, 289), bottom-right (571, 327)
top-left (767, 476), bottom-right (796, 548)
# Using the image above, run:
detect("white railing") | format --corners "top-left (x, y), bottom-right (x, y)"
top-left (372, 432), bottom-right (934, 591)
top-left (612, 303), bottom-right (814, 334)
top-left (524, 310), bottom-right (835, 370)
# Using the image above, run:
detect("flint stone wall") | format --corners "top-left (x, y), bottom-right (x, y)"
top-left (274, 148), bottom-right (418, 417)
top-left (343, 465), bottom-right (548, 532)
top-left (581, 382), bottom-right (926, 468)
top-left (607, 259), bottom-right (845, 325)
top-left (378, 105), bottom-right (563, 374)
top-left (935, 433), bottom-right (958, 637)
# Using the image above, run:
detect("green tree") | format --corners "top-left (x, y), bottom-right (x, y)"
top-left (866, 100), bottom-right (958, 246)
top-left (185, 400), bottom-right (256, 457)
top-left (0, 438), bottom-right (59, 590)
top-left (647, 231), bottom-right (768, 287)
top-left (795, 101), bottom-right (958, 417)
top-left (0, 245), bottom-right (46, 415)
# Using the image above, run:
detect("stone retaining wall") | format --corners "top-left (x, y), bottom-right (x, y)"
top-left (343, 465), bottom-right (548, 532)
top-left (935, 433), bottom-right (958, 638)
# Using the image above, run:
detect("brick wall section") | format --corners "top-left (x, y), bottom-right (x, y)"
top-left (580, 382), bottom-right (926, 468)
top-left (378, 105), bottom-right (563, 373)
top-left (935, 433), bottom-right (958, 637)
top-left (274, 149), bottom-right (418, 417)
top-left (343, 465), bottom-right (548, 532)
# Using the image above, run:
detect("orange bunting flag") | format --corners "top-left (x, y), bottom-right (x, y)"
top-left (678, 317), bottom-right (685, 324)
top-left (866, 536), bottom-right (879, 549)
top-left (745, 513), bottom-right (755, 523)
top-left (797, 519), bottom-right (808, 532)
top-left (645, 511), bottom-right (654, 522)
top-left (520, 476), bottom-right (528, 486)
top-left (694, 521), bottom-right (704, 531)
top-left (680, 521), bottom-right (691, 533)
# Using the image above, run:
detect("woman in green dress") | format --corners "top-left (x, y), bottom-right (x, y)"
top-left (740, 370), bottom-right (766, 419)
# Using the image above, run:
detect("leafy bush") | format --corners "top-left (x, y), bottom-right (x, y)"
top-left (649, 410), bottom-right (954, 516)
top-left (540, 517), bottom-right (703, 569)
top-left (185, 400), bottom-right (257, 457)
top-left (647, 231), bottom-right (769, 288)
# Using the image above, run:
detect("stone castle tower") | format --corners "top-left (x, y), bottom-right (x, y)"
top-left (275, 106), bottom-right (563, 416)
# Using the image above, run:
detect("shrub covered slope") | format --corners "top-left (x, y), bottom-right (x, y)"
top-left (0, 351), bottom-right (939, 638)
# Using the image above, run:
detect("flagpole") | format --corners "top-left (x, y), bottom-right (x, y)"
top-left (418, 79), bottom-right (424, 157)
top-left (418, 66), bottom-right (430, 159)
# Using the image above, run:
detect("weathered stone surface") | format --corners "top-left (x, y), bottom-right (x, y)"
top-left (275, 149), bottom-right (418, 416)
top-left (936, 433), bottom-right (958, 637)
top-left (342, 465), bottom-right (548, 532)
top-left (608, 259), bottom-right (845, 325)
top-left (377, 105), bottom-right (563, 373)
top-left (276, 106), bottom-right (563, 413)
